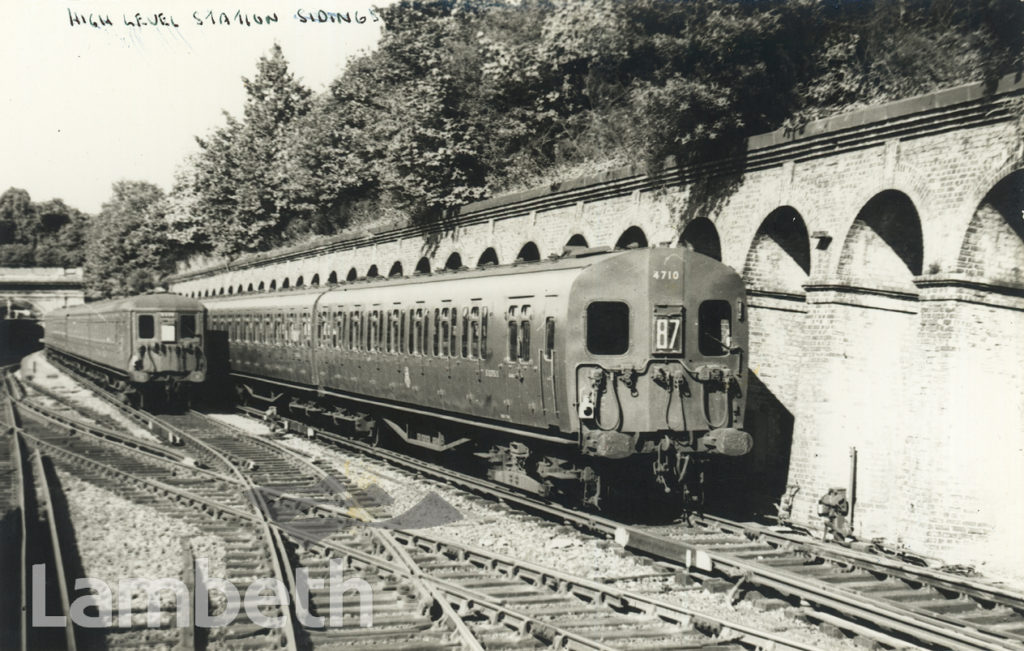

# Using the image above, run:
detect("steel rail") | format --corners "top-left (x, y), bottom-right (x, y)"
top-left (3, 389), bottom-right (301, 651)
top-left (245, 405), bottom-right (1024, 651)
top-left (12, 381), bottom-right (816, 650)
top-left (1, 388), bottom-right (77, 651)
top-left (185, 413), bottom-right (816, 651)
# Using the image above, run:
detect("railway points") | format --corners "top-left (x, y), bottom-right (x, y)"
top-left (4, 356), bottom-right (830, 650)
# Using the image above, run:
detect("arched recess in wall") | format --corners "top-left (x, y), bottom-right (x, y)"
top-left (310, 274), bottom-right (320, 286)
top-left (477, 248), bottom-right (499, 267)
top-left (957, 170), bottom-right (1024, 285)
top-left (388, 261), bottom-right (403, 277)
top-left (281, 278), bottom-right (291, 290)
top-left (295, 276), bottom-right (304, 288)
top-left (237, 285), bottom-right (244, 294)
top-left (415, 257), bottom-right (431, 274)
top-left (615, 226), bottom-right (648, 250)
top-left (327, 271), bottom-right (338, 284)
top-left (444, 253), bottom-right (463, 270)
top-left (742, 207), bottom-right (811, 294)
top-left (219, 287), bottom-right (225, 295)
top-left (247, 284), bottom-right (254, 292)
top-left (228, 287), bottom-right (234, 295)
top-left (346, 268), bottom-right (358, 282)
top-left (516, 242), bottom-right (540, 262)
top-left (366, 265), bottom-right (379, 278)
top-left (566, 234), bottom-right (588, 248)
top-left (836, 190), bottom-right (922, 292)
top-left (679, 218), bottom-right (721, 261)
top-left (269, 280), bottom-right (277, 291)
top-left (258, 281), bottom-right (265, 291)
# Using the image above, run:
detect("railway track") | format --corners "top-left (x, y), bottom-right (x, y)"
top-left (237, 403), bottom-right (1024, 651)
top-left (1, 378), bottom-right (77, 651)
top-left (7, 359), bottom-right (816, 649)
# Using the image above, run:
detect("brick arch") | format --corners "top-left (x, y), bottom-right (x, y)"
top-left (957, 169), bottom-right (1024, 285)
top-left (388, 261), bottom-right (403, 277)
top-left (247, 283), bottom-right (254, 292)
top-left (346, 268), bottom-right (358, 282)
top-left (743, 207), bottom-right (810, 294)
top-left (836, 190), bottom-right (922, 292)
top-left (678, 218), bottom-right (721, 261)
top-left (269, 280), bottom-right (277, 291)
top-left (515, 242), bottom-right (540, 262)
top-left (443, 252), bottom-right (463, 270)
top-left (327, 271), bottom-right (338, 284)
top-left (414, 257), bottom-right (432, 274)
top-left (366, 265), bottom-right (379, 278)
top-left (258, 281), bottom-right (266, 291)
top-left (476, 248), bottom-right (498, 267)
top-left (310, 274), bottom-right (320, 286)
top-left (565, 233), bottom-right (589, 248)
top-left (615, 226), bottom-right (648, 250)
top-left (295, 276), bottom-right (304, 288)
top-left (281, 278), bottom-right (291, 290)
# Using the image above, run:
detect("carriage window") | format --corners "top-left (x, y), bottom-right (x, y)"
top-left (698, 300), bottom-right (731, 356)
top-left (399, 310), bottom-right (406, 354)
top-left (586, 302), bottom-right (629, 355)
top-left (440, 309), bottom-right (449, 356)
top-left (519, 318), bottom-right (530, 362)
top-left (470, 307), bottom-right (480, 358)
top-left (507, 320), bottom-right (518, 361)
top-left (432, 309), bottom-right (440, 355)
top-left (544, 317), bottom-right (555, 360)
top-left (181, 315), bottom-right (197, 338)
top-left (461, 308), bottom-right (470, 358)
top-left (450, 309), bottom-right (458, 357)
top-left (138, 315), bottom-right (154, 339)
top-left (480, 307), bottom-right (487, 358)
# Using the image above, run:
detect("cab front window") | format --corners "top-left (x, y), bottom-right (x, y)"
top-left (586, 301), bottom-right (629, 355)
top-left (138, 315), bottom-right (154, 339)
top-left (698, 300), bottom-right (731, 356)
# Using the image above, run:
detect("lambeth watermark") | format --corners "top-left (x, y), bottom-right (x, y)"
top-left (32, 558), bottom-right (373, 629)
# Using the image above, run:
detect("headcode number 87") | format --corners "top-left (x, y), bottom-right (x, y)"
top-left (654, 316), bottom-right (682, 352)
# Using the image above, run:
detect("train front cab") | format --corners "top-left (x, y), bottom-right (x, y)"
top-left (569, 248), bottom-right (751, 506)
top-left (127, 308), bottom-right (206, 400)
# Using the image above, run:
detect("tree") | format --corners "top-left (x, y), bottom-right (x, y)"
top-left (85, 181), bottom-right (175, 297)
top-left (185, 44), bottom-right (313, 257)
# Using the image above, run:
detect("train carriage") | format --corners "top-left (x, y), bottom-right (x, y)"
top-left (207, 247), bottom-right (751, 509)
top-left (43, 293), bottom-right (206, 407)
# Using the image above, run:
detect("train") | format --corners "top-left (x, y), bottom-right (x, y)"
top-left (205, 246), bottom-right (752, 510)
top-left (42, 293), bottom-right (207, 408)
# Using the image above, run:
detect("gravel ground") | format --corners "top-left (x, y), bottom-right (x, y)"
top-left (265, 432), bottom-right (869, 650)
top-left (55, 469), bottom-right (227, 613)
top-left (20, 352), bottom-right (161, 444)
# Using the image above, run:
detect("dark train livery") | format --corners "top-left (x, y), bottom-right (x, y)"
top-left (208, 246), bottom-right (752, 508)
top-left (43, 293), bottom-right (207, 407)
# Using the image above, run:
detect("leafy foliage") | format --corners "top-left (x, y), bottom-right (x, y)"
top-left (0, 188), bottom-right (88, 267)
top-left (168, 0), bottom-right (1024, 260)
top-left (84, 181), bottom-right (178, 298)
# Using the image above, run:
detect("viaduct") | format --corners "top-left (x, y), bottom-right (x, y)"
top-left (169, 75), bottom-right (1024, 573)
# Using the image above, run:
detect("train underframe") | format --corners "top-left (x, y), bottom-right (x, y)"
top-left (235, 376), bottom-right (711, 516)
top-left (46, 349), bottom-right (193, 411)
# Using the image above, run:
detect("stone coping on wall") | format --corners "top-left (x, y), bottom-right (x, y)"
top-left (915, 273), bottom-right (1024, 312)
top-left (0, 267), bottom-right (84, 285)
top-left (169, 72), bottom-right (1024, 285)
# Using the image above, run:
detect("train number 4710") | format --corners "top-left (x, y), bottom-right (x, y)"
top-left (652, 270), bottom-right (680, 280)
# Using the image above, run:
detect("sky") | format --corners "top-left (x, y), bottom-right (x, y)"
top-left (0, 0), bottom-right (388, 214)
